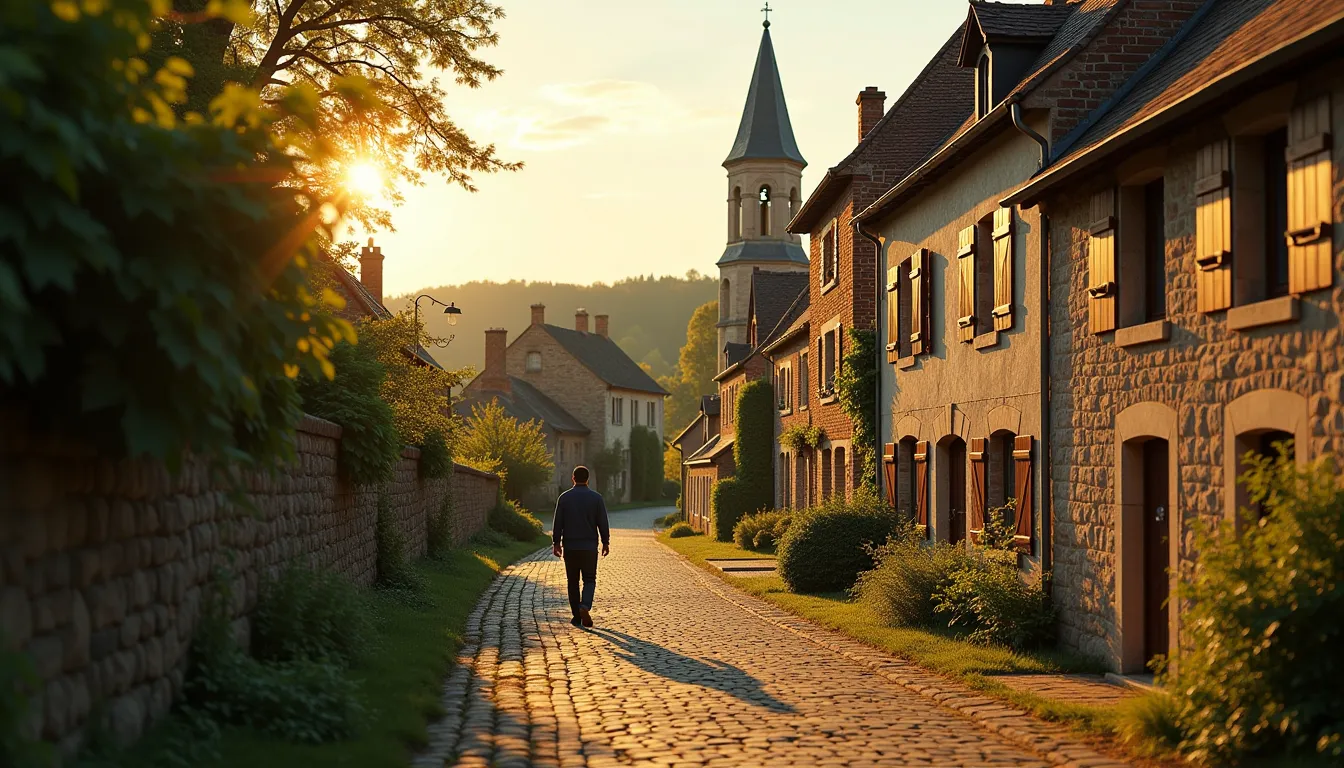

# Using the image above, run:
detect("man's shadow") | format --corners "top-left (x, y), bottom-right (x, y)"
top-left (589, 627), bottom-right (795, 713)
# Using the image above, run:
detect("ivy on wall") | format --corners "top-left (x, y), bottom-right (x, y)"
top-left (835, 328), bottom-right (878, 491)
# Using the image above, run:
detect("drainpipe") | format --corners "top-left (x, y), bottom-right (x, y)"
top-left (1008, 96), bottom-right (1053, 578)
top-left (853, 217), bottom-right (885, 497)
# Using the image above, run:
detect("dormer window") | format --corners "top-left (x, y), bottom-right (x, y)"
top-left (976, 52), bottom-right (991, 118)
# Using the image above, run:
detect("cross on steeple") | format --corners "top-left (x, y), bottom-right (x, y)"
top-left (761, 1), bottom-right (771, 28)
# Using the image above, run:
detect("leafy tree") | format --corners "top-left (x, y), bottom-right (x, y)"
top-left (629, 426), bottom-right (663, 502)
top-left (660, 301), bottom-right (719, 436)
top-left (1, 0), bottom-right (365, 467)
top-left (835, 328), bottom-right (877, 491)
top-left (355, 311), bottom-right (469, 444)
top-left (297, 342), bottom-right (401, 485)
top-left (456, 401), bottom-right (553, 501)
top-left (664, 443), bottom-right (682, 483)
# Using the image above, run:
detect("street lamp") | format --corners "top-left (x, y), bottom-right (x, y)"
top-left (414, 294), bottom-right (460, 348)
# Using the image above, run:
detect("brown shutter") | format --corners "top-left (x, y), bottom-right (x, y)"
top-left (1195, 140), bottom-right (1232, 312)
top-left (914, 440), bottom-right (929, 530)
top-left (910, 248), bottom-right (929, 355)
top-left (1286, 95), bottom-right (1333, 294)
top-left (992, 207), bottom-right (1014, 331)
top-left (886, 266), bottom-right (899, 363)
top-left (957, 225), bottom-right (976, 343)
top-left (1012, 435), bottom-right (1034, 554)
top-left (1087, 189), bottom-right (1118, 333)
top-left (882, 443), bottom-right (897, 508)
top-left (968, 438), bottom-right (987, 544)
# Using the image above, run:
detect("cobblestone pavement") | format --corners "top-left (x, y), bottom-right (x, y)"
top-left (417, 520), bottom-right (1131, 768)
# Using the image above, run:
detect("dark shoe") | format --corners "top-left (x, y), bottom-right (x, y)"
top-left (570, 617), bottom-right (583, 627)
top-left (579, 607), bottom-right (593, 628)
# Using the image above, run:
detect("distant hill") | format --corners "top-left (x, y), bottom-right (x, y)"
top-left (389, 272), bottom-right (717, 380)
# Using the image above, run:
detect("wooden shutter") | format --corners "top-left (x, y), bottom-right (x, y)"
top-left (957, 225), bottom-right (976, 343)
top-left (1195, 140), bottom-right (1232, 312)
top-left (1012, 435), bottom-right (1034, 554)
top-left (992, 207), bottom-right (1014, 331)
top-left (914, 440), bottom-right (929, 530)
top-left (886, 266), bottom-right (899, 363)
top-left (910, 248), bottom-right (929, 355)
top-left (1286, 96), bottom-right (1333, 294)
top-left (1087, 189), bottom-right (1118, 333)
top-left (882, 443), bottom-right (897, 508)
top-left (968, 438), bottom-right (987, 544)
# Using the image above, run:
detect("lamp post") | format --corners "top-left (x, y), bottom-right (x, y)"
top-left (414, 294), bottom-right (461, 348)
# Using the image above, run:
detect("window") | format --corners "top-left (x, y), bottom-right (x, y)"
top-left (988, 430), bottom-right (1017, 515)
top-left (975, 213), bottom-right (995, 336)
top-left (777, 362), bottom-right (793, 411)
top-left (525, 351), bottom-right (541, 372)
top-left (732, 186), bottom-right (742, 240)
top-left (790, 188), bottom-right (800, 221)
top-left (834, 447), bottom-right (847, 500)
top-left (558, 440), bottom-right (566, 463)
top-left (647, 402), bottom-right (656, 427)
top-left (821, 448), bottom-right (833, 500)
top-left (1227, 121), bottom-right (1295, 307)
top-left (1117, 176), bottom-right (1167, 326)
top-left (720, 279), bottom-right (731, 320)
top-left (612, 397), bottom-right (623, 425)
top-left (631, 399), bottom-right (639, 426)
top-left (896, 438), bottom-right (917, 517)
top-left (1262, 127), bottom-right (1290, 299)
top-left (798, 352), bottom-right (809, 409)
top-left (819, 323), bottom-right (841, 398)
top-left (759, 185), bottom-right (772, 237)
top-left (1143, 179), bottom-right (1167, 320)
top-left (820, 220), bottom-right (839, 288)
top-left (976, 52), bottom-right (991, 118)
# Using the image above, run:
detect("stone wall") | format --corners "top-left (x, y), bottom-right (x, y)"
top-left (0, 414), bottom-right (498, 751)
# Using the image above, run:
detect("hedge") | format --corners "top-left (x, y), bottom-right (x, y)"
top-left (777, 489), bottom-right (901, 593)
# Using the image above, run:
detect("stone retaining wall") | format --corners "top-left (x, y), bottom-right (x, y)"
top-left (0, 414), bottom-right (497, 752)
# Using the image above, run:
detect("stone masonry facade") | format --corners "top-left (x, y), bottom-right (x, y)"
top-left (0, 414), bottom-right (497, 751)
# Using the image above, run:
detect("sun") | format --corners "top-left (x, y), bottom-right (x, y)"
top-left (345, 161), bottom-right (383, 197)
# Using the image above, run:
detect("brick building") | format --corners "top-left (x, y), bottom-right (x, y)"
top-left (671, 395), bottom-right (721, 532)
top-left (459, 305), bottom-right (667, 504)
top-left (1004, 0), bottom-right (1344, 674)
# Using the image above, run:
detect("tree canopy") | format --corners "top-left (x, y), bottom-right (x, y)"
top-left (660, 300), bottom-right (718, 437)
top-left (456, 400), bottom-right (553, 501)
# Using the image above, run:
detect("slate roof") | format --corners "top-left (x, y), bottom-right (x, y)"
top-left (717, 239), bottom-right (809, 267)
top-left (760, 284), bottom-right (810, 353)
top-left (971, 1), bottom-right (1073, 40)
top-left (456, 377), bottom-right (590, 436)
top-left (686, 434), bottom-right (734, 465)
top-left (541, 324), bottom-right (668, 395)
top-left (701, 394), bottom-right (721, 417)
top-left (750, 271), bottom-right (809, 346)
top-left (722, 342), bottom-right (752, 369)
top-left (1009, 0), bottom-right (1344, 203)
top-left (723, 25), bottom-right (806, 167)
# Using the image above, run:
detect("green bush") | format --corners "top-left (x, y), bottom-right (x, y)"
top-left (417, 431), bottom-right (452, 480)
top-left (298, 342), bottom-right (402, 486)
top-left (733, 380), bottom-right (775, 513)
top-left (1165, 448), bottom-right (1344, 764)
top-left (777, 489), bottom-right (901, 593)
top-left (489, 498), bottom-right (544, 542)
top-left (1116, 692), bottom-right (1183, 758)
top-left (0, 641), bottom-right (50, 768)
top-left (662, 479), bottom-right (681, 500)
top-left (427, 492), bottom-right (455, 558)
top-left (711, 478), bottom-right (754, 542)
top-left (853, 528), bottom-right (974, 627)
top-left (252, 565), bottom-right (372, 668)
top-left (630, 426), bottom-right (664, 502)
top-left (666, 522), bottom-right (697, 538)
top-left (654, 511), bottom-right (683, 527)
top-left (468, 527), bottom-right (514, 549)
top-left (375, 494), bottom-right (422, 592)
top-left (932, 557), bottom-right (1054, 649)
top-left (733, 510), bottom-right (792, 552)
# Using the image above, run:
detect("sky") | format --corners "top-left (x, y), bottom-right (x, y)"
top-left (369, 1), bottom-right (997, 297)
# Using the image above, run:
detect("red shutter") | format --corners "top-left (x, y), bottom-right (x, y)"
top-left (1012, 435), bottom-right (1034, 554)
top-left (882, 443), bottom-right (897, 508)
top-left (1286, 95), bottom-right (1333, 294)
top-left (910, 248), bottom-right (929, 355)
top-left (1195, 140), bottom-right (1232, 312)
top-left (914, 440), bottom-right (929, 530)
top-left (992, 207), bottom-right (1014, 331)
top-left (957, 225), bottom-right (976, 344)
top-left (968, 438), bottom-right (987, 544)
top-left (886, 266), bottom-right (899, 364)
top-left (1087, 189), bottom-right (1118, 333)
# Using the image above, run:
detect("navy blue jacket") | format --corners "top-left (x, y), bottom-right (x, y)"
top-left (552, 484), bottom-right (610, 551)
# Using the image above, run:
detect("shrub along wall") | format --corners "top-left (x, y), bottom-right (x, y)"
top-left (0, 414), bottom-right (497, 753)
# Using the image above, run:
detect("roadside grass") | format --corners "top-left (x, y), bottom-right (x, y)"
top-left (658, 530), bottom-right (1148, 754)
top-left (116, 533), bottom-right (547, 768)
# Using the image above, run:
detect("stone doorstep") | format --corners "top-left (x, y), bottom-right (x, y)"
top-left (705, 558), bottom-right (778, 577)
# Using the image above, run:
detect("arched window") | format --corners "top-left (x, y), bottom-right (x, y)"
top-left (988, 429), bottom-right (1017, 518)
top-left (720, 279), bottom-right (730, 320)
top-left (976, 52), bottom-right (991, 118)
top-left (759, 185), bottom-right (772, 237)
top-left (732, 186), bottom-right (742, 240)
top-left (790, 187), bottom-right (800, 219)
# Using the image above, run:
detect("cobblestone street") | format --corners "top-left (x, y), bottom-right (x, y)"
top-left (416, 509), bottom-right (1130, 768)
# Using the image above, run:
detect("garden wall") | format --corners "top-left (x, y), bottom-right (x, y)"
top-left (0, 414), bottom-right (498, 752)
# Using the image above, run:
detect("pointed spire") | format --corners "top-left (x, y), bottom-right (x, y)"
top-left (723, 21), bottom-right (806, 168)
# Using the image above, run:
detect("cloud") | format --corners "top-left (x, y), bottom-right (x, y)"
top-left (474, 80), bottom-right (730, 152)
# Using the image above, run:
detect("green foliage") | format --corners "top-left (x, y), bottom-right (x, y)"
top-left (854, 531), bottom-right (974, 628)
top-left (779, 423), bottom-right (825, 452)
top-left (932, 558), bottom-right (1055, 649)
top-left (489, 498), bottom-right (544, 542)
top-left (0, 641), bottom-right (50, 768)
top-left (1165, 447), bottom-right (1344, 764)
top-left (654, 511), bottom-right (683, 527)
top-left (733, 380), bottom-right (775, 512)
top-left (978, 501), bottom-right (1018, 552)
top-left (591, 440), bottom-right (625, 498)
top-left (664, 443), bottom-right (683, 484)
top-left (711, 479), bottom-right (749, 543)
top-left (835, 328), bottom-right (877, 491)
top-left (457, 400), bottom-right (554, 501)
top-left (666, 522), bottom-right (698, 538)
top-left (629, 426), bottom-right (664, 502)
top-left (252, 565), bottom-right (372, 668)
top-left (1116, 693), bottom-right (1183, 758)
top-left (298, 343), bottom-right (402, 486)
top-left (353, 313), bottom-right (466, 447)
top-left (733, 510), bottom-right (793, 552)
top-left (662, 479), bottom-right (681, 500)
top-left (777, 489), bottom-right (901, 593)
top-left (375, 495), bottom-right (422, 593)
top-left (659, 300), bottom-right (720, 435)
top-left (427, 491), bottom-right (456, 558)
top-left (0, 0), bottom-right (362, 467)
top-left (417, 431), bottom-right (453, 480)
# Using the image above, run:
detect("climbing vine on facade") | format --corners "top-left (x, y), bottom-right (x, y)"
top-left (835, 328), bottom-right (877, 491)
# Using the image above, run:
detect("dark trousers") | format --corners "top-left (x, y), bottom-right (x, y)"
top-left (562, 549), bottom-right (598, 617)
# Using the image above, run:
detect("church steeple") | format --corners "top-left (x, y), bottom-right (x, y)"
top-left (723, 19), bottom-right (806, 168)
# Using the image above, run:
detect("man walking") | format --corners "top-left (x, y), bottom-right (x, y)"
top-left (551, 466), bottom-right (610, 628)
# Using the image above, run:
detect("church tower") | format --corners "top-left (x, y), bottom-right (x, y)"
top-left (717, 12), bottom-right (808, 366)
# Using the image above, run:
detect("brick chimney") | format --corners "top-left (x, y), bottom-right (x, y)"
top-left (359, 238), bottom-right (384, 306)
top-left (575, 308), bottom-right (590, 333)
top-left (482, 328), bottom-right (509, 393)
top-left (857, 86), bottom-right (886, 141)
top-left (530, 303), bottom-right (545, 327)
top-left (595, 314), bottom-right (609, 338)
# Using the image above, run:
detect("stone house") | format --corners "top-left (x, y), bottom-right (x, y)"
top-left (459, 305), bottom-right (667, 504)
top-left (1003, 0), bottom-right (1344, 674)
top-left (857, 0), bottom-right (1200, 583)
top-left (784, 28), bottom-right (973, 505)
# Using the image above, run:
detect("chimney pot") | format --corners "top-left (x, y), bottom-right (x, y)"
top-left (595, 314), bottom-right (609, 338)
top-left (482, 328), bottom-right (510, 393)
top-left (575, 308), bottom-right (590, 333)
top-left (856, 86), bottom-right (886, 142)
top-left (359, 240), bottom-right (385, 307)
top-left (530, 303), bottom-right (546, 327)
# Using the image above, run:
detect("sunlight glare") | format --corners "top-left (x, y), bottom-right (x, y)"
top-left (345, 161), bottom-right (383, 198)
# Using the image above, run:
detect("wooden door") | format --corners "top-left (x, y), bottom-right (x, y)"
top-left (948, 440), bottom-right (966, 544)
top-left (1142, 440), bottom-right (1170, 667)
